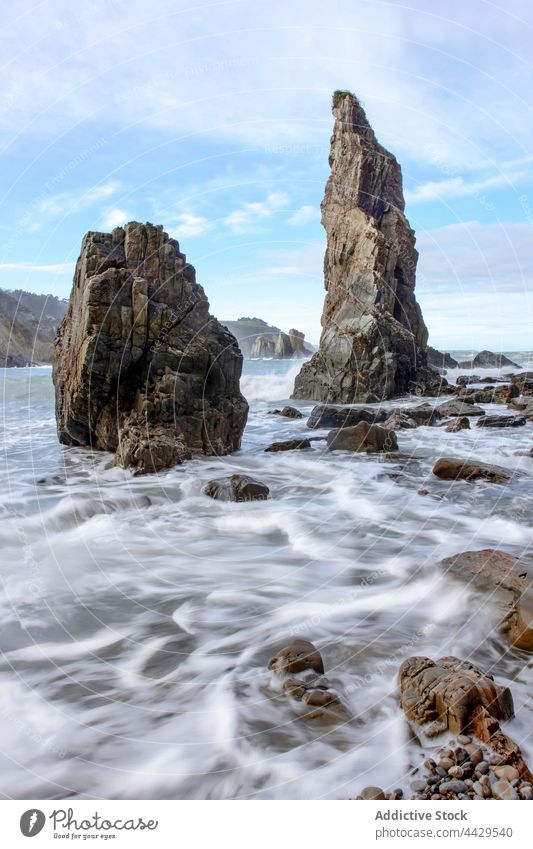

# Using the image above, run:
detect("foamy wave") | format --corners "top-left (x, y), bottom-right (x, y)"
top-left (240, 362), bottom-right (303, 402)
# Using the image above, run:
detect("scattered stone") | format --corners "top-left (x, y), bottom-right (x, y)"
top-left (439, 780), bottom-right (468, 795)
top-left (264, 438), bottom-right (312, 452)
top-left (327, 421), bottom-right (398, 453)
top-left (477, 415), bottom-right (526, 428)
top-left (456, 375), bottom-right (482, 387)
top-left (306, 404), bottom-right (389, 429)
top-left (406, 403), bottom-right (441, 426)
top-left (360, 786), bottom-right (386, 800)
top-left (444, 416), bottom-right (470, 432)
top-left (204, 474), bottom-right (269, 502)
top-left (432, 458), bottom-right (511, 483)
top-left (511, 371), bottom-right (533, 396)
top-left (492, 780), bottom-right (519, 800)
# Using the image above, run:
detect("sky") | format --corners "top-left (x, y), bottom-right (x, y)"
top-left (1, 0), bottom-right (532, 350)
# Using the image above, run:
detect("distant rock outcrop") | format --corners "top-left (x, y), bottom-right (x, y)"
top-left (53, 222), bottom-right (248, 474)
top-left (293, 91), bottom-right (436, 403)
top-left (0, 288), bottom-right (67, 366)
top-left (223, 317), bottom-right (313, 359)
top-left (427, 346), bottom-right (458, 371)
top-left (458, 350), bottom-right (519, 369)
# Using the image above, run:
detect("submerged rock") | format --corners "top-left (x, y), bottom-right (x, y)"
top-left (476, 415), bottom-right (526, 428)
top-left (433, 458), bottom-right (511, 483)
top-left (271, 406), bottom-right (303, 419)
top-left (292, 91), bottom-right (432, 404)
top-left (204, 474), bottom-right (269, 502)
top-left (53, 222), bottom-right (248, 474)
top-left (268, 640), bottom-right (349, 723)
top-left (264, 438), bottom-right (312, 452)
top-left (306, 404), bottom-right (389, 429)
top-left (437, 399), bottom-right (484, 417)
top-left (444, 416), bottom-right (470, 433)
top-left (327, 421), bottom-right (398, 453)
top-left (440, 549), bottom-right (533, 652)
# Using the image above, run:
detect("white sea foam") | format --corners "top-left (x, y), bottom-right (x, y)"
top-left (0, 362), bottom-right (532, 799)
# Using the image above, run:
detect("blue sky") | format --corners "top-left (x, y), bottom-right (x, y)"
top-left (1, 0), bottom-right (532, 349)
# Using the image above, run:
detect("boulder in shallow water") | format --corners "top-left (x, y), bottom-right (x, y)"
top-left (327, 421), bottom-right (398, 453)
top-left (268, 639), bottom-right (325, 676)
top-left (382, 411), bottom-right (417, 430)
top-left (204, 474), bottom-right (269, 502)
top-left (433, 458), bottom-right (511, 483)
top-left (476, 415), bottom-right (526, 428)
top-left (399, 655), bottom-right (514, 736)
top-left (271, 406), bottom-right (303, 419)
top-left (306, 404), bottom-right (389, 429)
top-left (264, 438), bottom-right (312, 453)
top-left (440, 549), bottom-right (533, 652)
top-left (405, 403), bottom-right (441, 426)
top-left (444, 416), bottom-right (470, 433)
top-left (53, 222), bottom-right (248, 474)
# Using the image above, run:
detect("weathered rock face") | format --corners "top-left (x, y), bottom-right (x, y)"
top-left (433, 458), bottom-right (511, 483)
top-left (53, 222), bottom-right (248, 474)
top-left (292, 91), bottom-right (430, 404)
top-left (427, 346), bottom-right (458, 371)
top-left (250, 335), bottom-right (275, 358)
top-left (327, 421), bottom-right (398, 453)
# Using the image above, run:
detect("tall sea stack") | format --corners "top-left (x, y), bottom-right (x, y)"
top-left (53, 222), bottom-right (248, 474)
top-left (292, 91), bottom-right (432, 403)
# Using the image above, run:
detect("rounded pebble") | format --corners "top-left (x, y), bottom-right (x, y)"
top-left (448, 766), bottom-right (463, 779)
top-left (492, 780), bottom-right (519, 800)
top-left (476, 761), bottom-right (489, 774)
top-left (457, 734), bottom-right (472, 745)
top-left (439, 757), bottom-right (454, 770)
top-left (469, 748), bottom-right (483, 767)
top-left (361, 786), bottom-right (386, 800)
top-left (455, 747), bottom-right (468, 763)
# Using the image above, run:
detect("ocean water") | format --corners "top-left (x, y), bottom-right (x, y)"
top-left (0, 357), bottom-right (532, 800)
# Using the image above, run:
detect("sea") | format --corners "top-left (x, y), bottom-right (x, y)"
top-left (0, 354), bottom-right (532, 799)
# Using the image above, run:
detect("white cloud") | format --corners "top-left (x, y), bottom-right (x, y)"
top-left (0, 262), bottom-right (74, 273)
top-left (38, 183), bottom-right (119, 217)
top-left (224, 192), bottom-right (290, 234)
top-left (171, 213), bottom-right (212, 238)
top-left (405, 171), bottom-right (529, 204)
top-left (288, 205), bottom-right (316, 225)
top-left (101, 207), bottom-right (132, 229)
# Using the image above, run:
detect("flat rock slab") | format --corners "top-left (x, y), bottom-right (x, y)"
top-left (204, 474), bottom-right (269, 502)
top-left (437, 399), bottom-right (484, 417)
top-left (327, 421), bottom-right (398, 453)
top-left (433, 458), bottom-right (511, 483)
top-left (476, 415), bottom-right (526, 428)
top-left (306, 404), bottom-right (390, 429)
top-left (440, 549), bottom-right (533, 651)
top-left (264, 438), bottom-right (312, 452)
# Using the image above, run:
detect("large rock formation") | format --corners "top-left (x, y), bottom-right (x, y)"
top-left (293, 91), bottom-right (433, 403)
top-left (53, 222), bottom-right (248, 474)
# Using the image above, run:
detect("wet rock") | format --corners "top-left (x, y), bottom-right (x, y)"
top-left (327, 421), bottom-right (398, 453)
top-left (292, 92), bottom-right (432, 404)
top-left (432, 458), bottom-right (511, 483)
top-left (268, 639), bottom-right (325, 676)
top-left (360, 786), bottom-right (386, 800)
top-left (53, 222), bottom-right (248, 474)
top-left (440, 549), bottom-right (533, 652)
top-left (268, 640), bottom-right (349, 723)
top-left (399, 655), bottom-right (514, 736)
top-left (382, 411), bottom-right (417, 430)
top-left (511, 371), bottom-right (533, 396)
top-left (204, 474), bottom-right (269, 502)
top-left (405, 403), bottom-right (441, 426)
top-left (264, 438), bottom-right (312, 452)
top-left (444, 416), bottom-right (470, 433)
top-left (436, 399), bottom-right (484, 417)
top-left (476, 415), bottom-right (526, 428)
top-left (306, 404), bottom-right (389, 429)
top-left (439, 780), bottom-right (468, 795)
top-left (271, 405), bottom-right (303, 419)
top-left (456, 375), bottom-right (482, 387)
top-left (427, 347), bottom-right (458, 371)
